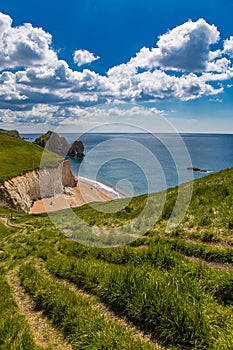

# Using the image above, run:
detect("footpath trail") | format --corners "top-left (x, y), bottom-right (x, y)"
top-left (186, 255), bottom-right (233, 272)
top-left (31, 258), bottom-right (163, 350)
top-left (7, 269), bottom-right (73, 350)
top-left (0, 216), bottom-right (27, 229)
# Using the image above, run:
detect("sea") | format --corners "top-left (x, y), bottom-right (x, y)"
top-left (21, 133), bottom-right (233, 197)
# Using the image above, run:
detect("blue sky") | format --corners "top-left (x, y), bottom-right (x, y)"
top-left (0, 0), bottom-right (233, 132)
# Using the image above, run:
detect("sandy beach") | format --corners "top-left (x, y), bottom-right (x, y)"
top-left (30, 178), bottom-right (114, 214)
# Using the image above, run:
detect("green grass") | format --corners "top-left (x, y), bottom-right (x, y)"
top-left (1, 164), bottom-right (233, 349)
top-left (154, 237), bottom-right (233, 263)
top-left (0, 270), bottom-right (39, 350)
top-left (44, 251), bottom-right (233, 349)
top-left (0, 133), bottom-right (62, 184)
top-left (0, 204), bottom-right (232, 349)
top-left (46, 167), bottom-right (233, 247)
top-left (56, 239), bottom-right (233, 305)
top-left (0, 128), bottom-right (19, 137)
top-left (19, 263), bottom-right (155, 350)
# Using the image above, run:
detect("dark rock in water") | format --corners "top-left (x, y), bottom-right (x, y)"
top-left (187, 167), bottom-right (208, 173)
top-left (0, 128), bottom-right (20, 138)
top-left (67, 140), bottom-right (85, 158)
top-left (34, 131), bottom-right (85, 158)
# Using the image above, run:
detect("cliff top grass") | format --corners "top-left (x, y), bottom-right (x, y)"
top-left (70, 166), bottom-right (233, 239)
top-left (0, 133), bottom-right (63, 184)
top-left (0, 128), bottom-right (19, 138)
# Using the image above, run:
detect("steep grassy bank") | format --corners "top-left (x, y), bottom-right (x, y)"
top-left (0, 167), bottom-right (233, 349)
top-left (0, 133), bottom-right (62, 184)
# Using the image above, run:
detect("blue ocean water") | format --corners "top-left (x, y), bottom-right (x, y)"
top-left (21, 133), bottom-right (233, 196)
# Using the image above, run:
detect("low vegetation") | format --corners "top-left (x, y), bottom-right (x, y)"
top-left (0, 163), bottom-right (233, 348)
top-left (0, 270), bottom-right (39, 349)
top-left (19, 263), bottom-right (155, 350)
top-left (0, 133), bottom-right (62, 184)
top-left (0, 128), bottom-right (20, 138)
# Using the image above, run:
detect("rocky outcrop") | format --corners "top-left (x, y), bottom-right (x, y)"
top-left (187, 167), bottom-right (208, 173)
top-left (0, 128), bottom-right (20, 138)
top-left (0, 160), bottom-right (76, 213)
top-left (66, 140), bottom-right (85, 158)
top-left (34, 131), bottom-right (85, 158)
top-left (34, 131), bottom-right (70, 156)
top-left (61, 160), bottom-right (77, 187)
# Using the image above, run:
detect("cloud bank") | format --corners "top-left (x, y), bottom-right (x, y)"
top-left (0, 12), bottom-right (233, 127)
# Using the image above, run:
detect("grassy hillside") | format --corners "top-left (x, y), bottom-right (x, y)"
top-left (0, 168), bottom-right (233, 349)
top-left (0, 133), bottom-right (62, 184)
top-left (0, 128), bottom-right (20, 138)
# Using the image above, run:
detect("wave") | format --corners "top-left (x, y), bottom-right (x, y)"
top-left (76, 176), bottom-right (127, 199)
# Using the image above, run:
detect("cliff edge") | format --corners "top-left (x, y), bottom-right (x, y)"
top-left (0, 160), bottom-right (76, 213)
top-left (0, 128), bottom-right (20, 138)
top-left (34, 131), bottom-right (85, 158)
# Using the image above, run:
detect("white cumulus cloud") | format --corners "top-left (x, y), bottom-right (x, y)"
top-left (0, 13), bottom-right (233, 127)
top-left (126, 18), bottom-right (220, 72)
top-left (223, 36), bottom-right (233, 57)
top-left (73, 49), bottom-right (100, 66)
top-left (156, 18), bottom-right (220, 71)
top-left (0, 12), bottom-right (58, 70)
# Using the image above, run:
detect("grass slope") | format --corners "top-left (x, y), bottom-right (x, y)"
top-left (0, 133), bottom-right (62, 184)
top-left (0, 167), bottom-right (233, 349)
top-left (0, 128), bottom-right (19, 138)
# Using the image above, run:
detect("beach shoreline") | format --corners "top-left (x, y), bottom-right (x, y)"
top-left (76, 176), bottom-right (126, 200)
top-left (29, 176), bottom-right (121, 214)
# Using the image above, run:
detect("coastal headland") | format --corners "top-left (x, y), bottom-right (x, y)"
top-left (0, 129), bottom-right (233, 349)
top-left (0, 130), bottom-right (114, 213)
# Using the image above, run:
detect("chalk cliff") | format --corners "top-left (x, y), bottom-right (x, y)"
top-left (34, 131), bottom-right (85, 158)
top-left (0, 160), bottom-right (76, 213)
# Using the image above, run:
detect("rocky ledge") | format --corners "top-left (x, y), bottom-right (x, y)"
top-left (34, 131), bottom-right (85, 158)
top-left (187, 167), bottom-right (208, 173)
top-left (0, 160), bottom-right (76, 213)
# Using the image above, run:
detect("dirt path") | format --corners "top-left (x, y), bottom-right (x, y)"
top-left (35, 258), bottom-right (164, 350)
top-left (6, 269), bottom-right (72, 350)
top-left (0, 216), bottom-right (26, 229)
top-left (186, 256), bottom-right (233, 271)
top-left (185, 238), bottom-right (233, 249)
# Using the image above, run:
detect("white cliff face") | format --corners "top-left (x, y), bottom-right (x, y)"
top-left (0, 160), bottom-right (76, 213)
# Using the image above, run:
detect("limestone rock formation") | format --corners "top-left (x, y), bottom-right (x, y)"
top-left (34, 131), bottom-right (85, 158)
top-left (34, 131), bottom-right (70, 156)
top-left (67, 140), bottom-right (85, 158)
top-left (0, 160), bottom-right (76, 213)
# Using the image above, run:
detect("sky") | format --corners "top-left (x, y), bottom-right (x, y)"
top-left (0, 0), bottom-right (233, 133)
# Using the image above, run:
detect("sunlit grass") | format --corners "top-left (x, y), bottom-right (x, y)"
top-left (0, 133), bottom-right (62, 184)
top-left (1, 166), bottom-right (233, 349)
